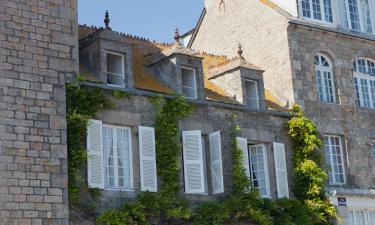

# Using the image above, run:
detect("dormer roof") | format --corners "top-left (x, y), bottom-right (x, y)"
top-left (78, 24), bottom-right (286, 111)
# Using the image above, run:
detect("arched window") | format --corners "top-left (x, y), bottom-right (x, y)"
top-left (353, 58), bottom-right (375, 108)
top-left (300, 0), bottom-right (333, 23)
top-left (315, 54), bottom-right (336, 103)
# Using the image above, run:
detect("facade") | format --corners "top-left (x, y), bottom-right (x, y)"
top-left (71, 24), bottom-right (293, 223)
top-left (0, 0), bottom-right (77, 225)
top-left (189, 0), bottom-right (375, 224)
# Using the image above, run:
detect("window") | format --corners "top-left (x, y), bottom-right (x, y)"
top-left (245, 80), bottom-right (259, 109)
top-left (324, 135), bottom-right (345, 185)
top-left (181, 67), bottom-right (197, 99)
top-left (300, 0), bottom-right (333, 23)
top-left (353, 58), bottom-right (375, 109)
top-left (372, 141), bottom-right (375, 161)
top-left (341, 0), bottom-right (374, 33)
top-left (106, 52), bottom-right (125, 86)
top-left (103, 125), bottom-right (132, 189)
top-left (315, 54), bottom-right (336, 103)
top-left (249, 144), bottom-right (270, 198)
top-left (346, 209), bottom-right (375, 225)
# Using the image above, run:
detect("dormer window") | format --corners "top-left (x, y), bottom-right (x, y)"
top-left (181, 67), bottom-right (197, 99)
top-left (245, 80), bottom-right (259, 109)
top-left (106, 51), bottom-right (125, 87)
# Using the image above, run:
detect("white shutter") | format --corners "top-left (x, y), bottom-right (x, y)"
top-left (273, 142), bottom-right (289, 198)
top-left (182, 130), bottom-right (205, 194)
top-left (139, 126), bottom-right (157, 192)
top-left (209, 131), bottom-right (224, 194)
top-left (87, 119), bottom-right (104, 189)
top-left (236, 137), bottom-right (250, 179)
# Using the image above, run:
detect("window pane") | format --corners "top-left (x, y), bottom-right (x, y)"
top-left (245, 80), bottom-right (259, 109)
top-left (372, 143), bottom-right (375, 161)
top-left (104, 127), bottom-right (115, 187)
top-left (360, 0), bottom-right (373, 33)
top-left (181, 68), bottom-right (197, 99)
top-left (249, 145), bottom-right (268, 197)
top-left (312, 0), bottom-right (322, 20)
top-left (106, 53), bottom-right (125, 86)
top-left (360, 78), bottom-right (371, 108)
top-left (368, 211), bottom-right (375, 224)
top-left (348, 0), bottom-right (361, 31)
top-left (302, 0), bottom-right (312, 18)
top-left (323, 0), bottom-right (333, 22)
top-left (324, 136), bottom-right (345, 184)
top-left (117, 128), bottom-right (131, 189)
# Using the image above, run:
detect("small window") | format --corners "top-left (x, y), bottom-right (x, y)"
top-left (324, 135), bottom-right (345, 185)
top-left (181, 67), bottom-right (197, 99)
top-left (106, 52), bottom-right (125, 87)
top-left (245, 80), bottom-right (259, 109)
top-left (103, 125), bottom-right (132, 189)
top-left (300, 0), bottom-right (333, 23)
top-left (248, 144), bottom-right (270, 198)
top-left (353, 58), bottom-right (375, 109)
top-left (315, 54), bottom-right (336, 103)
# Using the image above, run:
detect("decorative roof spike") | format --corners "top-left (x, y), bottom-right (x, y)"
top-left (237, 43), bottom-right (243, 58)
top-left (174, 28), bottom-right (180, 44)
top-left (104, 10), bottom-right (111, 29)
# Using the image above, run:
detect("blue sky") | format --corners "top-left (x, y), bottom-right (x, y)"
top-left (78, 1), bottom-right (204, 43)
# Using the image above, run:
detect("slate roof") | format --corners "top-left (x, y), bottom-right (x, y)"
top-left (78, 25), bottom-right (286, 111)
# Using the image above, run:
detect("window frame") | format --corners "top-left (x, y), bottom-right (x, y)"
top-left (299, 0), bottom-right (336, 24)
top-left (315, 54), bottom-right (337, 103)
top-left (244, 79), bottom-right (260, 109)
top-left (248, 143), bottom-right (271, 198)
top-left (342, 0), bottom-right (375, 33)
top-left (353, 58), bottom-right (375, 109)
top-left (102, 124), bottom-right (133, 191)
top-left (106, 51), bottom-right (125, 87)
top-left (180, 66), bottom-right (198, 99)
top-left (346, 208), bottom-right (375, 225)
top-left (324, 135), bottom-right (346, 185)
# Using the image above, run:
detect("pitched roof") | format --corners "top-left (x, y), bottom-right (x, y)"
top-left (78, 25), bottom-right (286, 111)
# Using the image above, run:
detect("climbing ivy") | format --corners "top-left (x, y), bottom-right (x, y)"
top-left (287, 105), bottom-right (337, 224)
top-left (65, 86), bottom-right (335, 224)
top-left (66, 83), bottom-right (111, 213)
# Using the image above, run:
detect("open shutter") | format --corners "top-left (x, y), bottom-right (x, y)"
top-left (236, 137), bottom-right (250, 179)
top-left (87, 119), bottom-right (104, 189)
top-left (183, 130), bottom-right (205, 194)
top-left (209, 131), bottom-right (224, 194)
top-left (139, 126), bottom-right (157, 192)
top-left (273, 142), bottom-right (289, 198)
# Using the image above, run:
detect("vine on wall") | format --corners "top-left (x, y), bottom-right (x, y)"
top-left (66, 84), bottom-right (336, 224)
top-left (287, 105), bottom-right (337, 224)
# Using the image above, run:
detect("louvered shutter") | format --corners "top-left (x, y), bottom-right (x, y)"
top-left (139, 126), bottom-right (157, 192)
top-left (273, 142), bottom-right (289, 198)
top-left (87, 119), bottom-right (104, 189)
top-left (182, 130), bottom-right (205, 194)
top-left (236, 137), bottom-right (250, 179)
top-left (209, 131), bottom-right (224, 194)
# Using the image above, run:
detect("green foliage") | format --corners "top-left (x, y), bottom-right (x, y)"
top-left (66, 84), bottom-right (110, 212)
top-left (112, 90), bottom-right (130, 99)
top-left (230, 115), bottom-right (251, 195)
top-left (287, 105), bottom-right (337, 224)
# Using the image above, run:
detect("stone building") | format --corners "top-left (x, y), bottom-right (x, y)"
top-left (72, 22), bottom-right (294, 223)
top-left (0, 0), bottom-right (77, 225)
top-left (187, 0), bottom-right (375, 224)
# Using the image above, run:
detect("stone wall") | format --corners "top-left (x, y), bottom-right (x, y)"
top-left (288, 24), bottom-right (375, 188)
top-left (0, 0), bottom-right (77, 224)
top-left (69, 91), bottom-right (293, 223)
top-left (191, 0), bottom-right (293, 105)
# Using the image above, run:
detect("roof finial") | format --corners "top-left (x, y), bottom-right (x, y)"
top-left (104, 10), bottom-right (110, 29)
top-left (174, 28), bottom-right (180, 45)
top-left (237, 43), bottom-right (243, 58)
